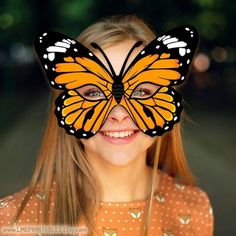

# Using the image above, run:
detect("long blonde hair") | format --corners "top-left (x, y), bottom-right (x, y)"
top-left (14, 14), bottom-right (196, 236)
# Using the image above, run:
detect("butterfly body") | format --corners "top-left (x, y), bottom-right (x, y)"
top-left (34, 26), bottom-right (199, 139)
top-left (112, 79), bottom-right (124, 103)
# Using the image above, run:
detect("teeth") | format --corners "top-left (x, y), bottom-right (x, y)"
top-left (103, 131), bottom-right (135, 138)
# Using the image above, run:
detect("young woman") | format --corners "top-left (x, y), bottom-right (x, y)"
top-left (0, 15), bottom-right (214, 236)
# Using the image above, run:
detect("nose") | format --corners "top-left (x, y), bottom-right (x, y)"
top-left (107, 105), bottom-right (130, 123)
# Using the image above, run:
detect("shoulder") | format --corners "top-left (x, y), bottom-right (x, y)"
top-left (158, 170), bottom-right (212, 204)
top-left (156, 170), bottom-right (214, 235)
top-left (0, 187), bottom-right (29, 227)
top-left (0, 182), bottom-right (56, 228)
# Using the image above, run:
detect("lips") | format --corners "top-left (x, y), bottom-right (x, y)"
top-left (99, 130), bottom-right (139, 144)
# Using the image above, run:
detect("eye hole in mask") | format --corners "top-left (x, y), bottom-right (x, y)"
top-left (130, 83), bottom-right (161, 99)
top-left (77, 85), bottom-right (107, 101)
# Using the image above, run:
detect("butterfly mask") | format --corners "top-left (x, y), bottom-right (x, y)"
top-left (34, 26), bottom-right (199, 139)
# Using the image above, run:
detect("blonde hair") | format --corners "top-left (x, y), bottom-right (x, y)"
top-left (14, 14), bottom-right (196, 236)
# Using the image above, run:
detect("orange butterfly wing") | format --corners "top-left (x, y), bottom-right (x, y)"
top-left (120, 26), bottom-right (198, 136)
top-left (34, 31), bottom-right (117, 138)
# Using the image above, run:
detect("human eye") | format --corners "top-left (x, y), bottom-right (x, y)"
top-left (84, 89), bottom-right (103, 97)
top-left (131, 88), bottom-right (151, 98)
top-left (131, 83), bottom-right (160, 99)
top-left (77, 85), bottom-right (106, 100)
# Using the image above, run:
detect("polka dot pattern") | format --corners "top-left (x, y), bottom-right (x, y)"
top-left (0, 171), bottom-right (214, 236)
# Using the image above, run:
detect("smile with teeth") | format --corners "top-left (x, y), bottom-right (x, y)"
top-left (102, 130), bottom-right (136, 138)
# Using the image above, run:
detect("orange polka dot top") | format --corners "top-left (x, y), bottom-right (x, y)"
top-left (0, 170), bottom-right (214, 236)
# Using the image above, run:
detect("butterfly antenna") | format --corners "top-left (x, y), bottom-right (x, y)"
top-left (91, 42), bottom-right (116, 76)
top-left (119, 41), bottom-right (143, 76)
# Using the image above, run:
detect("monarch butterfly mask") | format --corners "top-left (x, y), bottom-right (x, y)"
top-left (34, 26), bottom-right (199, 139)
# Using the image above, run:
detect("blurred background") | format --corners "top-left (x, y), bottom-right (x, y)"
top-left (0, 0), bottom-right (235, 235)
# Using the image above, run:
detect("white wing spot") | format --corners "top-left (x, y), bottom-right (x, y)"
top-left (74, 48), bottom-right (78, 52)
top-left (174, 116), bottom-right (178, 121)
top-left (39, 37), bottom-right (42, 39)
top-left (55, 42), bottom-right (70, 48)
top-left (62, 39), bottom-right (71, 44)
top-left (162, 35), bottom-right (171, 40)
top-left (187, 59), bottom-right (190, 64)
top-left (143, 130), bottom-right (146, 132)
top-left (185, 27), bottom-right (190, 31)
top-left (52, 68), bottom-right (55, 71)
top-left (164, 126), bottom-right (169, 130)
top-left (157, 35), bottom-right (165, 41)
top-left (50, 81), bottom-right (55, 85)
top-left (39, 40), bottom-right (42, 43)
top-left (152, 131), bottom-right (157, 134)
top-left (47, 46), bottom-right (66, 53)
top-left (89, 52), bottom-right (93, 56)
top-left (70, 130), bottom-right (75, 134)
top-left (187, 49), bottom-right (191, 53)
top-left (57, 107), bottom-right (60, 111)
top-left (48, 52), bottom-right (55, 61)
top-left (174, 81), bottom-right (177, 84)
top-left (180, 63), bottom-right (183, 66)
top-left (44, 65), bottom-right (48, 69)
top-left (163, 37), bottom-right (178, 45)
top-left (141, 50), bottom-right (145, 55)
top-left (61, 120), bottom-right (65, 125)
top-left (181, 76), bottom-right (185, 80)
top-left (43, 33), bottom-right (47, 36)
top-left (156, 45), bottom-right (160, 49)
top-left (171, 91), bottom-right (175, 95)
top-left (167, 41), bottom-right (187, 49)
top-left (58, 85), bottom-right (62, 88)
top-left (179, 48), bottom-right (186, 56)
top-left (177, 102), bottom-right (180, 107)
top-left (67, 39), bottom-right (76, 44)
top-left (62, 95), bottom-right (65, 99)
top-left (43, 54), bottom-right (47, 59)
top-left (82, 133), bottom-right (87, 136)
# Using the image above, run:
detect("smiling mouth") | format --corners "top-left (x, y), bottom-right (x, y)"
top-left (100, 130), bottom-right (138, 138)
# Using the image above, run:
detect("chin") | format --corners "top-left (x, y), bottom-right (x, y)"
top-left (102, 152), bottom-right (137, 167)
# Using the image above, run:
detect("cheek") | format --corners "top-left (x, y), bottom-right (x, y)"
top-left (136, 133), bottom-right (157, 149)
top-left (80, 138), bottom-right (97, 152)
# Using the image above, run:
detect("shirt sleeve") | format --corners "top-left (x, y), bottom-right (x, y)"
top-left (202, 191), bottom-right (214, 236)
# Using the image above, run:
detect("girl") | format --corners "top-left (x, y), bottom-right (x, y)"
top-left (0, 15), bottom-right (214, 236)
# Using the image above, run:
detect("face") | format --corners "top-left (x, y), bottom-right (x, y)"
top-left (80, 40), bottom-right (157, 166)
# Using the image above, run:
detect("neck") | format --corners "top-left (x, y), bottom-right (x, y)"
top-left (85, 150), bottom-right (159, 202)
